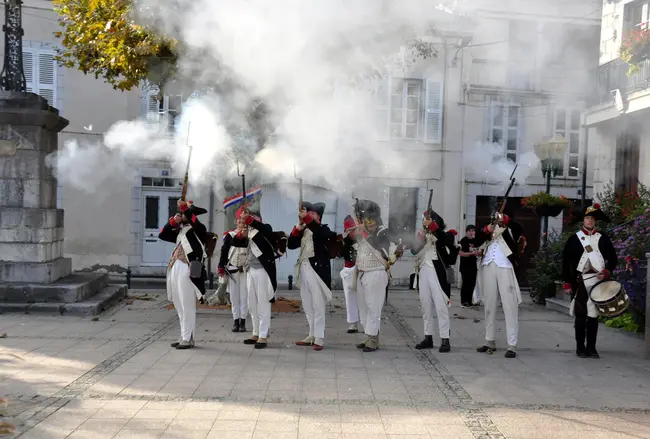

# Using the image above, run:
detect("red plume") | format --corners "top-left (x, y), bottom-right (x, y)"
top-left (449, 229), bottom-right (458, 236)
top-left (593, 203), bottom-right (600, 209)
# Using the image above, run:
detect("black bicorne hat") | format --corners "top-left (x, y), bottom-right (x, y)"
top-left (357, 199), bottom-right (383, 225)
top-left (581, 203), bottom-right (610, 223)
top-left (178, 200), bottom-right (207, 216)
top-left (423, 209), bottom-right (446, 230)
top-left (303, 201), bottom-right (326, 218)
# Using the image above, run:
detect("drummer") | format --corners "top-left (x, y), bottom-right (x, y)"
top-left (562, 203), bottom-right (617, 359)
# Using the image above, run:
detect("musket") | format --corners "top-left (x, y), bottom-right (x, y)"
top-left (492, 164), bottom-right (518, 224)
top-left (180, 123), bottom-right (192, 202)
top-left (425, 189), bottom-right (433, 220)
top-left (294, 165), bottom-right (303, 211)
top-left (237, 159), bottom-right (246, 211)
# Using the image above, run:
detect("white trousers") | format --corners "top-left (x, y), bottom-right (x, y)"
top-left (357, 269), bottom-right (389, 336)
top-left (480, 262), bottom-right (520, 347)
top-left (299, 260), bottom-right (327, 340)
top-left (169, 260), bottom-right (197, 342)
top-left (418, 265), bottom-right (451, 338)
top-left (228, 271), bottom-right (248, 320)
top-left (473, 260), bottom-right (482, 303)
top-left (247, 267), bottom-right (273, 338)
top-left (340, 266), bottom-right (360, 324)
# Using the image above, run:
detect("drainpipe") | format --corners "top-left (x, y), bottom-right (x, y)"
top-left (207, 184), bottom-right (215, 288)
top-left (440, 39), bottom-right (449, 216)
top-left (459, 45), bottom-right (467, 232)
top-left (581, 124), bottom-right (589, 210)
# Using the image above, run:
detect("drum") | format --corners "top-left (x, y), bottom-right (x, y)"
top-left (588, 279), bottom-right (629, 318)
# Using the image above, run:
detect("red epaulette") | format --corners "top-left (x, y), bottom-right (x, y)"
top-left (223, 229), bottom-right (236, 239)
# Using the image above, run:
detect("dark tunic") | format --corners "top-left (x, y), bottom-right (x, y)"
top-left (562, 230), bottom-right (617, 317)
top-left (339, 235), bottom-right (357, 266)
top-left (287, 217), bottom-right (336, 289)
top-left (244, 218), bottom-right (279, 292)
top-left (218, 230), bottom-right (248, 273)
top-left (159, 217), bottom-right (208, 295)
top-left (410, 229), bottom-right (452, 298)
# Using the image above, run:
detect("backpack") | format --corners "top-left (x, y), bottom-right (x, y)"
top-left (204, 232), bottom-right (219, 259)
top-left (267, 231), bottom-right (288, 259)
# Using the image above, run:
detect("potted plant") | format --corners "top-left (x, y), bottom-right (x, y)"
top-left (621, 28), bottom-right (650, 75)
top-left (521, 192), bottom-right (571, 218)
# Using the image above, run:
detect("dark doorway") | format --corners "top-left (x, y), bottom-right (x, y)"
top-left (615, 131), bottom-right (640, 194)
top-left (475, 196), bottom-right (541, 287)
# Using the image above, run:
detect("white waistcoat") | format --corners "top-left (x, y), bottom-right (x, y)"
top-left (417, 234), bottom-right (438, 268)
top-left (576, 232), bottom-right (605, 273)
top-left (227, 231), bottom-right (248, 267)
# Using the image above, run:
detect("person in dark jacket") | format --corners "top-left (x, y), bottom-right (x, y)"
top-left (218, 206), bottom-right (250, 333)
top-left (288, 201), bottom-right (336, 350)
top-left (159, 199), bottom-right (208, 350)
top-left (562, 203), bottom-right (617, 359)
top-left (410, 210), bottom-right (452, 352)
top-left (238, 208), bottom-right (278, 349)
top-left (459, 225), bottom-right (480, 307)
top-left (474, 209), bottom-right (524, 358)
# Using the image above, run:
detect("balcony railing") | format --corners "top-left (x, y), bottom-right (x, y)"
top-left (589, 59), bottom-right (650, 107)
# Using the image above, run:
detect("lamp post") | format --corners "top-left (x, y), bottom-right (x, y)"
top-left (534, 135), bottom-right (569, 246)
top-left (0, 0), bottom-right (26, 92)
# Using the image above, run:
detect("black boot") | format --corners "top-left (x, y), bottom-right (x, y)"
top-left (239, 318), bottom-right (246, 332)
top-left (438, 338), bottom-right (451, 353)
top-left (232, 319), bottom-right (240, 333)
top-left (586, 317), bottom-right (600, 358)
top-left (575, 318), bottom-right (587, 358)
top-left (415, 335), bottom-right (434, 350)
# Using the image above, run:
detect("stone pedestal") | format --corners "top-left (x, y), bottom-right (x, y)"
top-left (0, 92), bottom-right (71, 283)
top-left (0, 92), bottom-right (126, 315)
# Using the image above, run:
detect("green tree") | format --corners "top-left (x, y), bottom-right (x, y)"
top-left (54, 0), bottom-right (177, 92)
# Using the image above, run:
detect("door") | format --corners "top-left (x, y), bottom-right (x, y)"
top-left (142, 190), bottom-right (181, 266)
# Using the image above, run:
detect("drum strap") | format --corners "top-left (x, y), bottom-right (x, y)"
top-left (576, 231), bottom-right (605, 273)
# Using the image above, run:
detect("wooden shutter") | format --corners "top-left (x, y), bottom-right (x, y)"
top-left (424, 79), bottom-right (443, 143)
top-left (37, 52), bottom-right (56, 106)
top-left (375, 76), bottom-right (391, 141)
top-left (22, 49), bottom-right (34, 93)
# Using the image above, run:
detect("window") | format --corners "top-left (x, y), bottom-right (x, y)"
top-left (488, 104), bottom-right (519, 162)
top-left (141, 177), bottom-right (182, 188)
top-left (144, 88), bottom-right (184, 131)
top-left (144, 197), bottom-right (159, 229)
top-left (23, 49), bottom-right (57, 107)
top-left (629, 1), bottom-right (648, 30)
top-left (554, 108), bottom-right (581, 178)
top-left (375, 77), bottom-right (442, 143)
top-left (388, 187), bottom-right (418, 237)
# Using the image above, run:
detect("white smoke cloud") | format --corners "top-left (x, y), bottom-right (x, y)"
top-left (463, 141), bottom-right (540, 184)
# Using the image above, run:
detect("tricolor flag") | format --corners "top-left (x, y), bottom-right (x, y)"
top-left (223, 185), bottom-right (262, 209)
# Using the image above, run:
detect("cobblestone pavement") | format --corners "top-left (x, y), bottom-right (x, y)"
top-left (1, 288), bottom-right (649, 439)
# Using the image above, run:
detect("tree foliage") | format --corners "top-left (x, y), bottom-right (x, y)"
top-left (54, 0), bottom-right (177, 91)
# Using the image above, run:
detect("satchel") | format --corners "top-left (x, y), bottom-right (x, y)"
top-left (189, 260), bottom-right (203, 278)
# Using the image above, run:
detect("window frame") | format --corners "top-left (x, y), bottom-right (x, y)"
top-left (553, 107), bottom-right (582, 179)
top-left (488, 102), bottom-right (520, 163)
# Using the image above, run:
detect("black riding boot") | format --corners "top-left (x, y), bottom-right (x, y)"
top-left (232, 319), bottom-right (240, 333)
top-left (586, 317), bottom-right (599, 358)
top-left (415, 335), bottom-right (434, 350)
top-left (438, 338), bottom-right (451, 353)
top-left (575, 318), bottom-right (587, 358)
top-left (239, 318), bottom-right (247, 332)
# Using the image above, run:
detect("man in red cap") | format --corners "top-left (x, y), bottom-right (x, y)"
top-left (410, 210), bottom-right (452, 353)
top-left (340, 215), bottom-right (360, 333)
top-left (218, 206), bottom-right (250, 333)
top-left (237, 208), bottom-right (278, 349)
top-left (562, 203), bottom-right (617, 359)
top-left (159, 199), bottom-right (208, 350)
top-left (288, 202), bottom-right (335, 350)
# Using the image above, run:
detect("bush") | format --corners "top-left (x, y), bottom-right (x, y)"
top-left (595, 182), bottom-right (650, 225)
top-left (602, 312), bottom-right (642, 333)
top-left (527, 230), bottom-right (574, 304)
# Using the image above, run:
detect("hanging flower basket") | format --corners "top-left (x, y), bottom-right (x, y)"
top-left (521, 192), bottom-right (571, 217)
top-left (621, 28), bottom-right (650, 75)
top-left (533, 205), bottom-right (565, 218)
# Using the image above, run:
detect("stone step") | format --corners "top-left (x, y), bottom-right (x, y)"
top-left (546, 297), bottom-right (571, 315)
top-left (0, 272), bottom-right (108, 303)
top-left (0, 284), bottom-right (127, 316)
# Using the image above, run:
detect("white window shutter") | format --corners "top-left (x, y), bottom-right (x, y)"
top-left (375, 76), bottom-right (391, 141)
top-left (424, 79), bottom-right (443, 144)
top-left (22, 50), bottom-right (34, 93)
top-left (642, 3), bottom-right (648, 28)
top-left (37, 52), bottom-right (56, 106)
top-left (145, 88), bottom-right (161, 123)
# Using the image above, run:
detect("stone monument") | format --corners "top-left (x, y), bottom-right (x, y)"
top-left (0, 0), bottom-right (125, 315)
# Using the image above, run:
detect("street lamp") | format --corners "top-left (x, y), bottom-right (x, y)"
top-left (534, 135), bottom-right (569, 246)
top-left (0, 0), bottom-right (26, 92)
